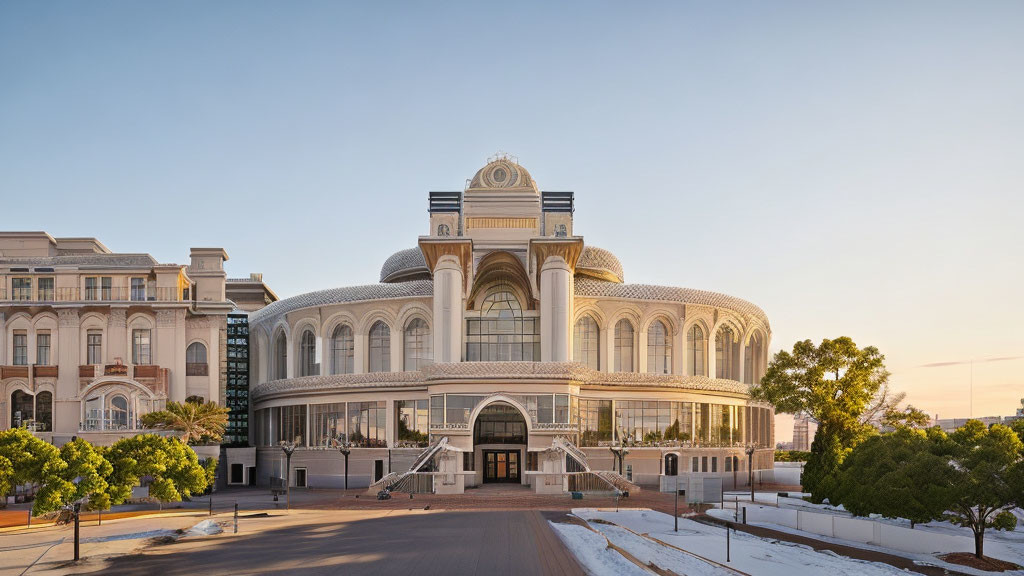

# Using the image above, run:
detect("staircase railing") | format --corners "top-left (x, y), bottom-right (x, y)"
top-left (552, 436), bottom-right (590, 472)
top-left (367, 437), bottom-right (449, 495)
top-left (592, 470), bottom-right (641, 493)
top-left (566, 471), bottom-right (618, 493)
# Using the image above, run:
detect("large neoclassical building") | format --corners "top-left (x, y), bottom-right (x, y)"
top-left (250, 157), bottom-right (774, 493)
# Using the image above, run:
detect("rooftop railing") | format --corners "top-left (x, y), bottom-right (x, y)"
top-left (0, 286), bottom-right (185, 303)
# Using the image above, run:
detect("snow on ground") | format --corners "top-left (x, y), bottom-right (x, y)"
top-left (184, 519), bottom-right (223, 537)
top-left (548, 522), bottom-right (647, 576)
top-left (574, 508), bottom-right (914, 576)
top-left (595, 522), bottom-right (737, 576)
top-left (79, 529), bottom-right (177, 544)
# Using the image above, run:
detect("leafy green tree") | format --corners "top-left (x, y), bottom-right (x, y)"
top-left (57, 438), bottom-right (114, 511)
top-left (0, 428), bottom-right (70, 515)
top-left (1009, 418), bottom-right (1024, 447)
top-left (751, 337), bottom-right (891, 502)
top-left (942, 421), bottom-right (1024, 559)
top-left (141, 400), bottom-right (229, 445)
top-left (833, 428), bottom-right (954, 528)
top-left (104, 434), bottom-right (209, 504)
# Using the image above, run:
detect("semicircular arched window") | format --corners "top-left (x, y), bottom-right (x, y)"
top-left (299, 329), bottom-right (318, 376)
top-left (687, 324), bottom-right (706, 376)
top-left (647, 319), bottom-right (672, 374)
top-left (368, 321), bottom-right (391, 372)
top-left (274, 332), bottom-right (288, 379)
top-left (573, 315), bottom-right (600, 370)
top-left (403, 318), bottom-right (432, 371)
top-left (465, 289), bottom-right (540, 361)
top-left (331, 325), bottom-right (354, 375)
top-left (715, 325), bottom-right (740, 380)
top-left (110, 395), bottom-right (130, 429)
top-left (614, 319), bottom-right (635, 372)
top-left (186, 342), bottom-right (208, 376)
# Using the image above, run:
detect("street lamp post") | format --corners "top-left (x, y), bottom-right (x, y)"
top-left (280, 441), bottom-right (296, 510)
top-left (335, 437), bottom-right (352, 490)
top-left (744, 444), bottom-right (756, 503)
top-left (73, 502), bottom-right (81, 561)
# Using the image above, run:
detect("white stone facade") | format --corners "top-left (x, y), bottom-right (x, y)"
top-left (249, 158), bottom-right (776, 492)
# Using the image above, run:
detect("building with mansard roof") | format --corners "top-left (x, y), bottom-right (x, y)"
top-left (248, 156), bottom-right (775, 494)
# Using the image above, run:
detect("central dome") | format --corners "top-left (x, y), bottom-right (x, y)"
top-left (467, 157), bottom-right (537, 191)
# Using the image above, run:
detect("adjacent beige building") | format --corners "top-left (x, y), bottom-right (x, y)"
top-left (250, 157), bottom-right (775, 494)
top-left (0, 232), bottom-right (233, 445)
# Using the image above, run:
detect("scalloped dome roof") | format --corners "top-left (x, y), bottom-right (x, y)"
top-left (379, 247), bottom-right (430, 283)
top-left (576, 246), bottom-right (624, 283)
top-left (467, 158), bottom-right (537, 191)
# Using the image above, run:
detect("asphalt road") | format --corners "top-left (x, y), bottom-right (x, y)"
top-left (78, 509), bottom-right (586, 576)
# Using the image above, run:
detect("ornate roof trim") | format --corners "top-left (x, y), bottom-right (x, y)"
top-left (574, 278), bottom-right (770, 329)
top-left (252, 361), bottom-right (751, 401)
top-left (249, 280), bottom-right (433, 327)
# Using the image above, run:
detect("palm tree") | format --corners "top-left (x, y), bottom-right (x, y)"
top-left (141, 400), bottom-right (229, 445)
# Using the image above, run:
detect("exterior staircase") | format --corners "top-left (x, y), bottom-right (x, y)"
top-left (367, 437), bottom-right (449, 495)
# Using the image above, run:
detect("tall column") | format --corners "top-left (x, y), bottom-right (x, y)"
top-left (157, 309), bottom-right (187, 403)
top-left (109, 308), bottom-right (127, 363)
top-left (540, 256), bottom-right (572, 362)
top-left (57, 309), bottom-right (81, 436)
top-left (432, 255), bottom-right (464, 363)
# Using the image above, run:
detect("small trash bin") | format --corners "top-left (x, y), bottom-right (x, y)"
top-left (571, 492), bottom-right (583, 500)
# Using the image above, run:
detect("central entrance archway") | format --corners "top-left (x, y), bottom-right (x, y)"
top-left (473, 402), bottom-right (528, 483)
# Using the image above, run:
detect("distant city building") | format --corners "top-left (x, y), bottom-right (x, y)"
top-left (792, 414), bottom-right (817, 451)
top-left (0, 231), bottom-right (232, 445)
top-left (933, 416), bottom-right (1009, 432)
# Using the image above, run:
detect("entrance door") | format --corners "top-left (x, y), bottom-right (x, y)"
top-left (483, 450), bottom-right (520, 483)
top-left (374, 460), bottom-right (384, 483)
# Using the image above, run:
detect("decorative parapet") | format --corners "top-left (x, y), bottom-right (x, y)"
top-left (252, 361), bottom-right (752, 401)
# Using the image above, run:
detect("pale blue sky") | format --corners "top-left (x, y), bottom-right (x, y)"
top-left (2, 2), bottom-right (1023, 433)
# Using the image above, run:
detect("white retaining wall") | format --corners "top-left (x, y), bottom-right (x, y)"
top-left (740, 505), bottom-right (975, 555)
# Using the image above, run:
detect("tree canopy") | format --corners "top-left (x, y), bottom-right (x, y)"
top-left (0, 428), bottom-right (69, 515)
top-left (104, 434), bottom-right (210, 503)
top-left (141, 400), bottom-right (229, 445)
top-left (751, 337), bottom-right (893, 500)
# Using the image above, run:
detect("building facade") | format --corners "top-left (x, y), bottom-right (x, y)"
top-left (0, 232), bottom-right (233, 445)
top-left (249, 158), bottom-right (775, 493)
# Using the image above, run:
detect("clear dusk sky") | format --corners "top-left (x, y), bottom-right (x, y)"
top-left (2, 2), bottom-right (1023, 440)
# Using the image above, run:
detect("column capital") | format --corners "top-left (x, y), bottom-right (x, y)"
top-left (529, 237), bottom-right (584, 278)
top-left (418, 237), bottom-right (473, 273)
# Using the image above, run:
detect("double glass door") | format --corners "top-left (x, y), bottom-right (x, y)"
top-left (483, 450), bottom-right (520, 483)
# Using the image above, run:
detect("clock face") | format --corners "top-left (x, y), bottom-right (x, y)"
top-left (492, 167), bottom-right (507, 183)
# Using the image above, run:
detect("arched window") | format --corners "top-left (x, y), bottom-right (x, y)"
top-left (465, 289), bottom-right (540, 361)
top-left (403, 318), bottom-right (432, 370)
top-left (274, 332), bottom-right (288, 380)
top-left (647, 320), bottom-right (671, 374)
top-left (35, 391), bottom-right (52, 432)
top-left (186, 342), bottom-right (208, 376)
top-left (368, 321), bottom-right (391, 372)
top-left (664, 453), bottom-right (679, 476)
top-left (687, 324), bottom-right (706, 376)
top-left (300, 329), bottom-right (318, 376)
top-left (744, 332), bottom-right (764, 384)
top-left (110, 395), bottom-right (129, 429)
top-left (331, 325), bottom-right (354, 375)
top-left (10, 390), bottom-right (33, 428)
top-left (716, 325), bottom-right (740, 380)
top-left (614, 319), bottom-right (635, 372)
top-left (573, 315), bottom-right (600, 370)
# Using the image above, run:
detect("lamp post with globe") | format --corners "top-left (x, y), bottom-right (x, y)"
top-left (280, 441), bottom-right (296, 510)
top-left (334, 437), bottom-right (353, 490)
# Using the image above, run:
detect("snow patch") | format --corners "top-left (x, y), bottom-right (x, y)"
top-left (548, 522), bottom-right (647, 576)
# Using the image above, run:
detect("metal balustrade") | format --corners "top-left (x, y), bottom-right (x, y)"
top-left (0, 286), bottom-right (185, 303)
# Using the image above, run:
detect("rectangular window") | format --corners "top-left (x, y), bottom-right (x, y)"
top-left (430, 395), bottom-right (444, 427)
top-left (87, 330), bottom-right (103, 364)
top-left (554, 394), bottom-right (570, 424)
top-left (347, 401), bottom-right (386, 447)
top-left (396, 399), bottom-right (429, 446)
top-left (130, 278), bottom-right (146, 301)
top-left (445, 395), bottom-right (484, 425)
top-left (310, 403), bottom-right (345, 447)
top-left (132, 329), bottom-right (151, 364)
top-left (463, 451), bottom-right (474, 472)
top-left (692, 457), bottom-right (699, 472)
top-left (12, 278), bottom-right (31, 300)
top-left (13, 332), bottom-right (28, 365)
top-left (537, 395), bottom-right (553, 424)
top-left (625, 464), bottom-right (633, 482)
top-left (85, 277), bottom-right (98, 300)
top-left (711, 456), bottom-right (718, 473)
top-left (36, 333), bottom-right (50, 366)
top-left (578, 399), bottom-right (613, 446)
top-left (37, 278), bottom-right (54, 301)
top-left (101, 277), bottom-right (112, 300)
top-left (701, 456), bottom-right (708, 473)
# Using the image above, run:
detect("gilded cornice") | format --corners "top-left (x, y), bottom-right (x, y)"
top-left (529, 237), bottom-right (584, 278)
